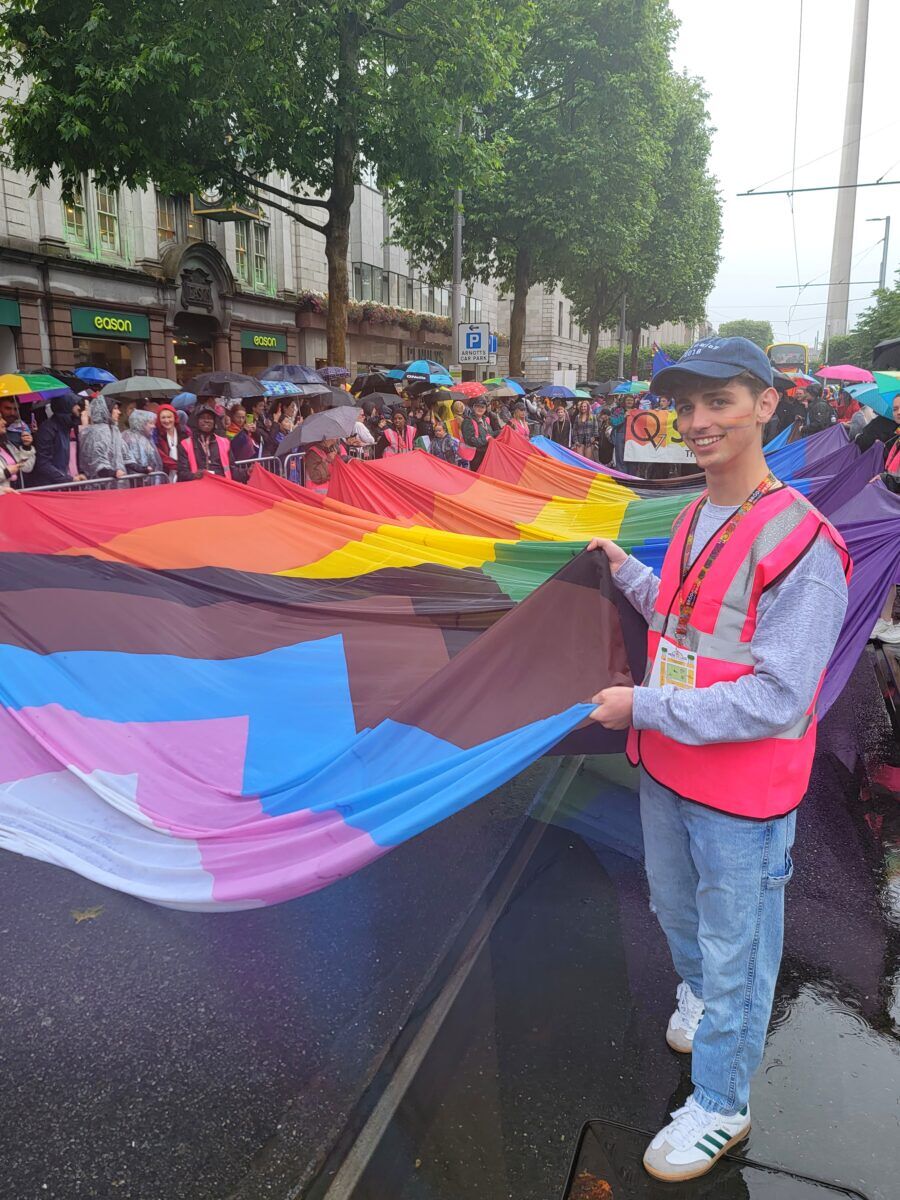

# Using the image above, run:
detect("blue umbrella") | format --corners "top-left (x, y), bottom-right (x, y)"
top-left (385, 359), bottom-right (454, 387)
top-left (259, 363), bottom-right (327, 386)
top-left (847, 381), bottom-right (897, 420)
top-left (74, 365), bottom-right (117, 385)
top-left (171, 391), bottom-right (197, 411)
top-left (260, 379), bottom-right (305, 397)
top-left (535, 383), bottom-right (576, 400)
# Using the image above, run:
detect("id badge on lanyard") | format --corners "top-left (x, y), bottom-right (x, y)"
top-left (650, 637), bottom-right (697, 690)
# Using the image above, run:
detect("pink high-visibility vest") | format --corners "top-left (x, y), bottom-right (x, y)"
top-left (382, 426), bottom-right (416, 455)
top-left (886, 439), bottom-right (900, 474)
top-left (626, 486), bottom-right (852, 819)
top-left (183, 435), bottom-right (232, 479)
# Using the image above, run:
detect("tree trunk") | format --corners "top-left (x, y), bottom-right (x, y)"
top-left (629, 327), bottom-right (641, 379)
top-left (508, 245), bottom-right (532, 376)
top-left (586, 304), bottom-right (601, 376)
top-left (324, 215), bottom-right (351, 367)
top-left (324, 13), bottom-right (360, 368)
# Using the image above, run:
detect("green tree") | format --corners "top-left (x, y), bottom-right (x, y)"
top-left (389, 0), bottom-right (675, 374)
top-left (615, 73), bottom-right (721, 376)
top-left (846, 270), bottom-right (900, 365)
top-left (594, 342), bottom-right (689, 380)
top-left (716, 319), bottom-right (774, 348)
top-left (818, 332), bottom-right (857, 367)
top-left (0, 0), bottom-right (530, 366)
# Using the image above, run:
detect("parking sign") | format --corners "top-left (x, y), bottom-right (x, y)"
top-left (458, 322), bottom-right (490, 364)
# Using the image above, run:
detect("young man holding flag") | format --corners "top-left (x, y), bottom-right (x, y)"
top-left (589, 337), bottom-right (851, 1183)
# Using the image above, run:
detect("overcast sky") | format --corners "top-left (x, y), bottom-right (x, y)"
top-left (672, 0), bottom-right (900, 347)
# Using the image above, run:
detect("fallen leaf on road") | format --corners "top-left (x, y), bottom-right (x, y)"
top-left (71, 906), bottom-right (104, 923)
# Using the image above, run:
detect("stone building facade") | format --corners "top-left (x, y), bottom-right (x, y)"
top-left (0, 152), bottom-right (707, 385)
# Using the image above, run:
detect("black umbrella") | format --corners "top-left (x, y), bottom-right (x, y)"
top-left (352, 371), bottom-right (401, 399)
top-left (276, 406), bottom-right (360, 457)
top-left (188, 371), bottom-right (265, 401)
top-left (42, 367), bottom-right (86, 393)
top-left (260, 363), bottom-right (327, 386)
top-left (357, 392), bottom-right (396, 412)
top-left (305, 386), bottom-right (355, 410)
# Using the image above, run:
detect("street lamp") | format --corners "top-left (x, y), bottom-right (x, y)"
top-left (865, 216), bottom-right (891, 290)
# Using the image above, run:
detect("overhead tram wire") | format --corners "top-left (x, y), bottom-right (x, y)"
top-left (740, 116), bottom-right (900, 196)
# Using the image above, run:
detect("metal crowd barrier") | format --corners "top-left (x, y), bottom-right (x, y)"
top-left (280, 451), bottom-right (305, 486)
top-left (232, 454), bottom-right (283, 478)
top-left (27, 471), bottom-right (169, 493)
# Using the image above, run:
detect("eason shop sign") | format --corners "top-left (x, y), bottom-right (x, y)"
top-left (240, 330), bottom-right (287, 352)
top-left (71, 307), bottom-right (150, 340)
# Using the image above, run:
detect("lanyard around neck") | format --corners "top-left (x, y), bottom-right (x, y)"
top-left (675, 472), bottom-right (782, 640)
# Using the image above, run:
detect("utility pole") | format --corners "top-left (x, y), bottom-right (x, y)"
top-left (450, 117), bottom-right (464, 371)
top-left (825, 0), bottom-right (869, 339)
top-left (867, 215), bottom-right (891, 290)
top-left (616, 292), bottom-right (627, 378)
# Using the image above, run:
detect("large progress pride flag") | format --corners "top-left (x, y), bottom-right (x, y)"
top-left (0, 431), bottom-right (897, 910)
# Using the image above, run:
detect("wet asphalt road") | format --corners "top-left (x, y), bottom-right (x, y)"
top-left (1, 653), bottom-right (897, 1200)
top-left (353, 652), bottom-right (899, 1200)
top-left (0, 762), bottom-right (549, 1200)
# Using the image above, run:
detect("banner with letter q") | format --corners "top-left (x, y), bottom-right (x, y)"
top-left (624, 409), bottom-right (695, 464)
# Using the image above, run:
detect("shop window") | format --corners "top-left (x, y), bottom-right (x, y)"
top-left (156, 195), bottom-right (178, 246)
top-left (234, 221), bottom-right (251, 284)
top-left (95, 185), bottom-right (120, 253)
top-left (253, 223), bottom-right (269, 289)
top-left (62, 180), bottom-right (89, 247)
top-left (73, 338), bottom-right (135, 378)
top-left (185, 207), bottom-right (206, 243)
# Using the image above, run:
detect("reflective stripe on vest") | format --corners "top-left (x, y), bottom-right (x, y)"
top-left (627, 485), bottom-right (852, 819)
top-left (184, 435), bottom-right (232, 480)
top-left (383, 427), bottom-right (416, 454)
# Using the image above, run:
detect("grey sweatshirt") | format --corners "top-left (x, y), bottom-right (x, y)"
top-left (614, 500), bottom-right (849, 745)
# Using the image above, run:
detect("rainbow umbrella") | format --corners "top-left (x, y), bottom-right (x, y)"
top-left (0, 372), bottom-right (67, 399)
top-left (847, 371), bottom-right (900, 419)
top-left (484, 376), bottom-right (526, 396)
top-left (613, 380), bottom-right (650, 395)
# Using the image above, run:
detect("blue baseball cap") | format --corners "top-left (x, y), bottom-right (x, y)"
top-left (650, 336), bottom-right (774, 393)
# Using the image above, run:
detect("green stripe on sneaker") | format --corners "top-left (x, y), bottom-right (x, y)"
top-left (715, 1128), bottom-right (730, 1140)
top-left (702, 1133), bottom-right (725, 1150)
top-left (695, 1141), bottom-right (716, 1159)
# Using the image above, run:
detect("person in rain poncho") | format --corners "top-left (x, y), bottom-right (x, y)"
top-left (79, 395), bottom-right (128, 481)
top-left (122, 409), bottom-right (165, 483)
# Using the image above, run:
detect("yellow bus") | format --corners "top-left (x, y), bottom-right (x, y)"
top-left (766, 342), bottom-right (810, 376)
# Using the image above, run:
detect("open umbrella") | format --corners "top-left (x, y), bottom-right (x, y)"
top-left (357, 392), bottom-right (396, 412)
top-left (385, 359), bottom-right (454, 387)
top-left (483, 376), bottom-right (526, 396)
top-left (275, 406), bottom-right (360, 457)
top-left (0, 371), bottom-right (67, 399)
top-left (101, 376), bottom-right (182, 402)
top-left (848, 372), bottom-right (900, 420)
top-left (351, 371), bottom-right (400, 398)
top-left (171, 391), bottom-right (197, 412)
top-left (318, 365), bottom-right (350, 381)
top-left (259, 363), bottom-right (327, 386)
top-left (188, 371), bottom-right (264, 401)
top-left (451, 380), bottom-right (488, 400)
top-left (815, 364), bottom-right (875, 384)
top-left (74, 365), bottom-right (117, 386)
top-left (534, 383), bottom-right (576, 400)
top-left (613, 380), bottom-right (650, 395)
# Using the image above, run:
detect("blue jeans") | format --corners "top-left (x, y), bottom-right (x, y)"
top-left (640, 769), bottom-right (797, 1116)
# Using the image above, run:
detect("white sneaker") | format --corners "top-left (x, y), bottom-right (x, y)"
top-left (666, 981), bottom-right (704, 1054)
top-left (871, 618), bottom-right (900, 645)
top-left (643, 1094), bottom-right (751, 1182)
